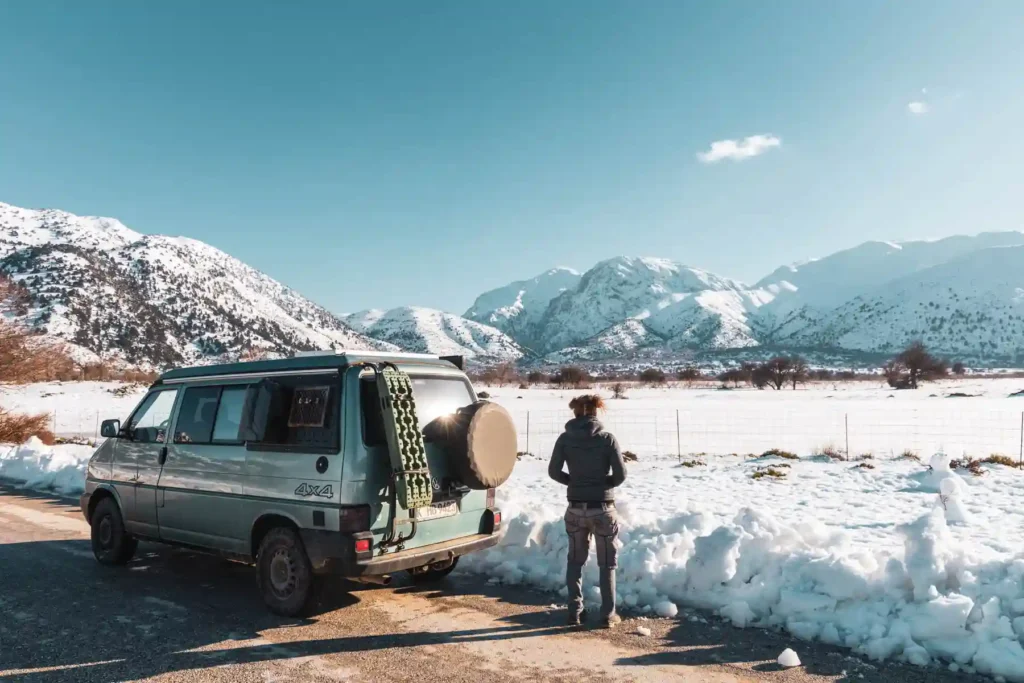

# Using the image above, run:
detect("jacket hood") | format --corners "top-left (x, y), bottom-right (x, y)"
top-left (565, 415), bottom-right (603, 437)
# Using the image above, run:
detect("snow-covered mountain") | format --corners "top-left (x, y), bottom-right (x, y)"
top-left (753, 232), bottom-right (1024, 342)
top-left (788, 244), bottom-right (1024, 360)
top-left (0, 202), bottom-right (391, 366)
top-left (464, 267), bottom-right (581, 347)
top-left (533, 257), bottom-right (771, 354)
top-left (476, 234), bottom-right (1024, 364)
top-left (342, 307), bottom-right (522, 363)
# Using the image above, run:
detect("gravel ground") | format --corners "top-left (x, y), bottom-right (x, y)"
top-left (0, 484), bottom-right (984, 683)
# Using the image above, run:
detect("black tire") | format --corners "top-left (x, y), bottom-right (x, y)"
top-left (407, 556), bottom-right (459, 584)
top-left (257, 527), bottom-right (314, 617)
top-left (90, 497), bottom-right (137, 566)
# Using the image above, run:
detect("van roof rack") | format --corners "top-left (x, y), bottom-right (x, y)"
top-left (157, 350), bottom-right (464, 383)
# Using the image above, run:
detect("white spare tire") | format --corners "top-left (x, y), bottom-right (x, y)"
top-left (426, 401), bottom-right (518, 490)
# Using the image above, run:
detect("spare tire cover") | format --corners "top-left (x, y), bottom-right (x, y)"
top-left (431, 401), bottom-right (517, 490)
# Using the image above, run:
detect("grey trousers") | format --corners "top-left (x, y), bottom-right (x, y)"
top-left (564, 504), bottom-right (619, 619)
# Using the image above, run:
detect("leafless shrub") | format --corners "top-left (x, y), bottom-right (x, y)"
top-left (762, 448), bottom-right (799, 460)
top-left (0, 407), bottom-right (51, 443)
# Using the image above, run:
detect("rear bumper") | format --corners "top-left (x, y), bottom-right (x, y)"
top-left (301, 509), bottom-right (502, 576)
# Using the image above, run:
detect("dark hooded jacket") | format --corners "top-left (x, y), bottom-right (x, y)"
top-left (548, 416), bottom-right (627, 502)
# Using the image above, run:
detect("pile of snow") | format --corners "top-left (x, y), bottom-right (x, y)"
top-left (777, 648), bottom-right (802, 668)
top-left (464, 455), bottom-right (1024, 680)
top-left (0, 437), bottom-right (93, 495)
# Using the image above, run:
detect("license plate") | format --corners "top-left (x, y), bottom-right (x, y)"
top-left (412, 500), bottom-right (458, 521)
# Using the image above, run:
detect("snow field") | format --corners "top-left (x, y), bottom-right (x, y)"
top-left (7, 380), bottom-right (1024, 677)
top-left (494, 379), bottom-right (1024, 461)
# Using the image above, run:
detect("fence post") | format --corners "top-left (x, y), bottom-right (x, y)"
top-left (526, 411), bottom-right (530, 455)
top-left (676, 409), bottom-right (681, 461)
top-left (1019, 412), bottom-right (1023, 468)
top-left (845, 414), bottom-right (850, 461)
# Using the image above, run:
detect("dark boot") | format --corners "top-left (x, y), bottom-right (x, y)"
top-left (566, 562), bottom-right (584, 624)
top-left (598, 565), bottom-right (618, 627)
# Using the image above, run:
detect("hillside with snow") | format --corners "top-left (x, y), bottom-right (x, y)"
top-left (342, 307), bottom-right (523, 363)
top-left (531, 257), bottom-right (770, 354)
top-left (5, 200), bottom-right (1024, 367)
top-left (464, 267), bottom-right (581, 347)
top-left (0, 202), bottom-right (390, 365)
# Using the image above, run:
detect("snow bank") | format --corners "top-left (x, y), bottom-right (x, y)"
top-left (0, 437), bottom-right (93, 495)
top-left (464, 484), bottom-right (1024, 681)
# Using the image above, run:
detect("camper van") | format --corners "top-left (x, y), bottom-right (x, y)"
top-left (79, 351), bottom-right (517, 615)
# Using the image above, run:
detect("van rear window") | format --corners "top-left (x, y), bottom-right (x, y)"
top-left (361, 376), bottom-right (473, 446)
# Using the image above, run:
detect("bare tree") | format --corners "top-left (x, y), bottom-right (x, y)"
top-left (552, 366), bottom-right (589, 389)
top-left (761, 357), bottom-right (792, 390)
top-left (895, 341), bottom-right (948, 389)
top-left (952, 361), bottom-right (966, 376)
top-left (640, 368), bottom-right (667, 386)
top-left (789, 356), bottom-right (809, 389)
top-left (676, 366), bottom-right (701, 385)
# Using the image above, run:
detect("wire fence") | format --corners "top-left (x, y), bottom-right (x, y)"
top-left (51, 404), bottom-right (1024, 463)
top-left (507, 406), bottom-right (1024, 462)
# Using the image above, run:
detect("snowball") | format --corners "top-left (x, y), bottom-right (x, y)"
top-left (654, 601), bottom-right (678, 618)
top-left (720, 601), bottom-right (756, 628)
top-left (636, 626), bottom-right (652, 637)
top-left (777, 648), bottom-right (801, 668)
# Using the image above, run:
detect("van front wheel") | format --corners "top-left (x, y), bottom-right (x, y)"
top-left (90, 497), bottom-right (137, 565)
top-left (257, 527), bottom-right (314, 617)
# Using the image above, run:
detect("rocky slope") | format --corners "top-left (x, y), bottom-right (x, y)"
top-left (0, 202), bottom-right (391, 366)
top-left (342, 307), bottom-right (523, 363)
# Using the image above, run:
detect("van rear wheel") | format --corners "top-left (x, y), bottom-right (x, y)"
top-left (90, 497), bottom-right (137, 565)
top-left (408, 556), bottom-right (459, 584)
top-left (257, 527), bottom-right (314, 617)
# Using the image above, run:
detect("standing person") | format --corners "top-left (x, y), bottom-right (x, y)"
top-left (548, 394), bottom-right (627, 628)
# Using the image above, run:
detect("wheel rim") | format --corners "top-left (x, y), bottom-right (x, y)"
top-left (97, 515), bottom-right (113, 548)
top-left (268, 548), bottom-right (296, 597)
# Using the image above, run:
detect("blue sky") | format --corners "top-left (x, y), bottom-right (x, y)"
top-left (2, 1), bottom-right (1023, 314)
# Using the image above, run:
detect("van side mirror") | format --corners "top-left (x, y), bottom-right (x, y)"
top-left (101, 419), bottom-right (121, 439)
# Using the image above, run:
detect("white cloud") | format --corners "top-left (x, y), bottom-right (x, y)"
top-left (907, 101), bottom-right (930, 115)
top-left (697, 134), bottom-right (782, 163)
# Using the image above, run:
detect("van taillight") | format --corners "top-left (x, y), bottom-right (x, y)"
top-left (339, 505), bottom-right (371, 532)
top-left (486, 488), bottom-right (495, 508)
top-left (354, 538), bottom-right (371, 553)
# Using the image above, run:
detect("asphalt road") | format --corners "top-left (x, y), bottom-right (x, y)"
top-left (0, 484), bottom-right (978, 683)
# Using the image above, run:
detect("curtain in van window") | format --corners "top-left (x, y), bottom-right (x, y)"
top-left (213, 387), bottom-right (247, 442)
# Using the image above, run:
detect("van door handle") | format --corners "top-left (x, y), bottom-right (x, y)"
top-left (158, 446), bottom-right (168, 466)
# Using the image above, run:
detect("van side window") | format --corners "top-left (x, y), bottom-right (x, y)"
top-left (248, 376), bottom-right (340, 452)
top-left (174, 387), bottom-right (221, 444)
top-left (127, 389), bottom-right (178, 444)
top-left (213, 387), bottom-right (247, 442)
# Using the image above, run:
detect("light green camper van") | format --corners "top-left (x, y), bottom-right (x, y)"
top-left (79, 351), bottom-right (517, 616)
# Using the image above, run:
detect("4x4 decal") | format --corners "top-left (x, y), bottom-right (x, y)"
top-left (294, 483), bottom-right (334, 499)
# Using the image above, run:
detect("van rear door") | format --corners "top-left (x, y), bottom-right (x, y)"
top-left (359, 372), bottom-right (488, 552)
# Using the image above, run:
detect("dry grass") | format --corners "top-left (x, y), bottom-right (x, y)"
top-left (897, 449), bottom-right (921, 462)
top-left (855, 453), bottom-right (874, 461)
top-left (677, 459), bottom-right (706, 468)
top-left (812, 445), bottom-right (846, 461)
top-left (854, 462), bottom-right (876, 470)
top-left (982, 454), bottom-right (1019, 468)
top-left (762, 448), bottom-right (799, 460)
top-left (623, 450), bottom-right (639, 462)
top-left (0, 407), bottom-right (51, 443)
top-left (950, 457), bottom-right (986, 477)
top-left (752, 466), bottom-right (788, 480)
